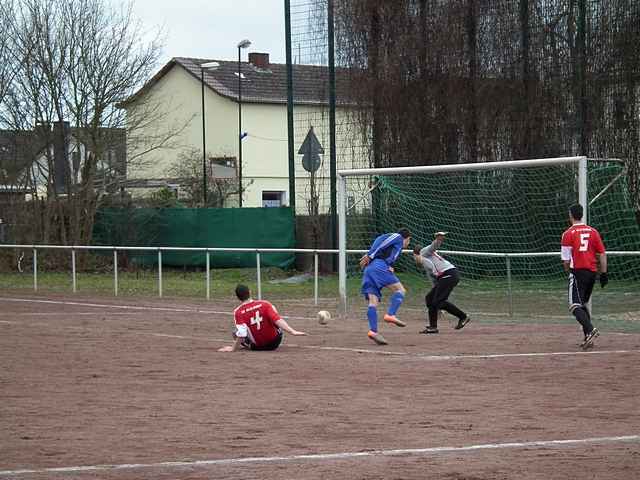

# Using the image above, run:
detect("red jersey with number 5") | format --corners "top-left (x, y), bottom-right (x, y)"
top-left (561, 223), bottom-right (605, 271)
top-left (233, 300), bottom-right (282, 347)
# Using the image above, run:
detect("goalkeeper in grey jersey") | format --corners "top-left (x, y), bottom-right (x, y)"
top-left (413, 232), bottom-right (471, 334)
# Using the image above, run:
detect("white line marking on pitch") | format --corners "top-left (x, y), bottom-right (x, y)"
top-left (0, 312), bottom-right (139, 316)
top-left (139, 334), bottom-right (405, 356)
top-left (300, 346), bottom-right (640, 359)
top-left (138, 333), bottom-right (640, 359)
top-left (4, 319), bottom-right (639, 360)
top-left (0, 297), bottom-right (312, 320)
top-left (296, 345), bottom-right (407, 356)
top-left (0, 434), bottom-right (637, 476)
top-left (412, 349), bottom-right (640, 360)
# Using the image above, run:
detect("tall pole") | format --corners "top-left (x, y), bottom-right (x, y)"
top-left (284, 0), bottom-right (296, 211)
top-left (328, 0), bottom-right (337, 268)
top-left (337, 174), bottom-right (347, 313)
top-left (238, 47), bottom-right (243, 207)
top-left (201, 66), bottom-right (207, 205)
top-left (577, 0), bottom-right (588, 157)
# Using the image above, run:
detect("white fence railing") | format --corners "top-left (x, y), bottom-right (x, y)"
top-left (0, 244), bottom-right (349, 305)
top-left (0, 244), bottom-right (638, 313)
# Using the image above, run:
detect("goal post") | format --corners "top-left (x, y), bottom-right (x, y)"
top-left (337, 156), bottom-right (588, 313)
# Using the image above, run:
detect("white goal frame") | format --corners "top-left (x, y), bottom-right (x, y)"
top-left (337, 156), bottom-right (588, 312)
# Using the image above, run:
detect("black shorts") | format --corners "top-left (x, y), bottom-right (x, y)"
top-left (242, 329), bottom-right (284, 351)
top-left (568, 269), bottom-right (596, 310)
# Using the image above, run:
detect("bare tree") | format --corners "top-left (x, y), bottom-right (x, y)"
top-left (0, 1), bottom-right (17, 106)
top-left (330, 0), bottom-right (640, 225)
top-left (0, 0), bottom-right (190, 246)
top-left (168, 148), bottom-right (252, 208)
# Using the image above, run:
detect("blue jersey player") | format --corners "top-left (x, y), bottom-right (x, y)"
top-left (359, 228), bottom-right (411, 345)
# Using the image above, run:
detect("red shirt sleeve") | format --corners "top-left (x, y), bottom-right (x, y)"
top-left (561, 229), bottom-right (572, 247)
top-left (265, 301), bottom-right (282, 325)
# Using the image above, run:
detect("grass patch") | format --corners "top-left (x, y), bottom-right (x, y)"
top-left (0, 268), bottom-right (637, 332)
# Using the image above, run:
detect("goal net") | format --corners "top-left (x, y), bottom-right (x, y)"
top-left (338, 157), bottom-right (640, 327)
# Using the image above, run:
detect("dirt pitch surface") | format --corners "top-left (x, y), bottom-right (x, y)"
top-left (1, 292), bottom-right (639, 479)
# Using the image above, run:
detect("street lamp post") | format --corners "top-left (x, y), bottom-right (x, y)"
top-left (237, 39), bottom-right (251, 207)
top-left (200, 61), bottom-right (219, 206)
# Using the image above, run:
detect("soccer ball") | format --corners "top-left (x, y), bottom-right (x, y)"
top-left (317, 310), bottom-right (331, 325)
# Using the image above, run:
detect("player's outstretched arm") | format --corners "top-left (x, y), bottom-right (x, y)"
top-left (219, 322), bottom-right (250, 352)
top-left (218, 337), bottom-right (243, 352)
top-left (275, 318), bottom-right (307, 336)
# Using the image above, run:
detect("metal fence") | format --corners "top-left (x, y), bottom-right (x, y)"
top-left (0, 244), bottom-right (339, 305)
top-left (1, 244), bottom-right (638, 317)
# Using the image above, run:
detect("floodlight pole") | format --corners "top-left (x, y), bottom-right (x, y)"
top-left (200, 61), bottom-right (221, 206)
top-left (284, 0), bottom-right (296, 211)
top-left (237, 39), bottom-right (251, 207)
top-left (238, 47), bottom-right (243, 207)
top-left (200, 66), bottom-right (207, 205)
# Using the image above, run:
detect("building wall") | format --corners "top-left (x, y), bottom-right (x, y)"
top-left (125, 64), bottom-right (368, 211)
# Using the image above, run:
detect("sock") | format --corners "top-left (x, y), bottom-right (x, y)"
top-left (573, 307), bottom-right (593, 335)
top-left (367, 305), bottom-right (378, 332)
top-left (387, 291), bottom-right (405, 316)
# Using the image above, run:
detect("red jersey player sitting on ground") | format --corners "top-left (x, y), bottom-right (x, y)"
top-left (560, 203), bottom-right (608, 350)
top-left (218, 284), bottom-right (307, 352)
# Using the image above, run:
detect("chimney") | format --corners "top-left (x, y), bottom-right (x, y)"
top-left (248, 52), bottom-right (269, 69)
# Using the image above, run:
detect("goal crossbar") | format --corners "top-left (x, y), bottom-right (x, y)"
top-left (338, 156), bottom-right (586, 177)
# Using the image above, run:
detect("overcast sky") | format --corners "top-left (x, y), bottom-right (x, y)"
top-left (129, 0), bottom-right (287, 67)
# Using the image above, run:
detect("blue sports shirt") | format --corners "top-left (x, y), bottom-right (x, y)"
top-left (367, 233), bottom-right (404, 266)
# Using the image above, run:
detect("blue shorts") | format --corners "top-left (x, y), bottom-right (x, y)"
top-left (361, 260), bottom-right (400, 300)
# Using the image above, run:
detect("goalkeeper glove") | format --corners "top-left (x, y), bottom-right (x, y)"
top-left (600, 272), bottom-right (608, 288)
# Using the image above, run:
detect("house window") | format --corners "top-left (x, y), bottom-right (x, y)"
top-left (209, 157), bottom-right (237, 179)
top-left (210, 156), bottom-right (236, 168)
top-left (262, 191), bottom-right (285, 208)
top-left (166, 184), bottom-right (179, 197)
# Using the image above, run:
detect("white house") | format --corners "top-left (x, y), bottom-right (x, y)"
top-left (121, 53), bottom-right (367, 213)
top-left (0, 123), bottom-right (126, 200)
